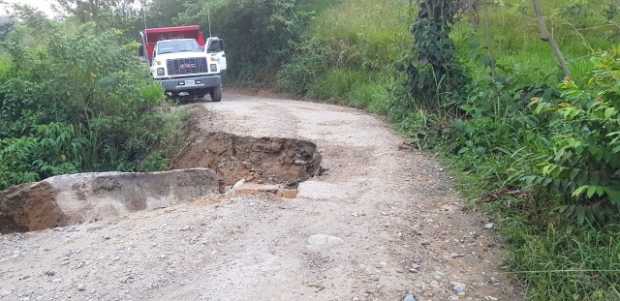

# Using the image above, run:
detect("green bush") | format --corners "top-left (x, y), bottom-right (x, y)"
top-left (177, 0), bottom-right (322, 84)
top-left (0, 23), bottom-right (178, 190)
top-left (527, 48), bottom-right (620, 224)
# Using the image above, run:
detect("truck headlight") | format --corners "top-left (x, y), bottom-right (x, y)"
top-left (157, 68), bottom-right (165, 76)
top-left (210, 64), bottom-right (217, 72)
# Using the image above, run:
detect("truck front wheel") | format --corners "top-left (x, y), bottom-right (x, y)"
top-left (210, 86), bottom-right (223, 102)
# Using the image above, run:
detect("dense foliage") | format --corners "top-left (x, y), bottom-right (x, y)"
top-left (174, 0), bottom-right (326, 83)
top-left (0, 21), bottom-right (179, 190)
top-left (529, 50), bottom-right (620, 224)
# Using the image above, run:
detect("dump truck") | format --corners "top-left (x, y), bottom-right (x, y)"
top-left (139, 25), bottom-right (226, 101)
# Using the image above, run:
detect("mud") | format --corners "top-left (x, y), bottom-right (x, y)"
top-left (172, 131), bottom-right (322, 186)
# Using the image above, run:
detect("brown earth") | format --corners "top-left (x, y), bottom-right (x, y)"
top-left (172, 120), bottom-right (322, 186)
top-left (0, 182), bottom-right (63, 234)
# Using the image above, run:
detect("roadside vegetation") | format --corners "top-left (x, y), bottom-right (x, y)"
top-left (274, 1), bottom-right (620, 300)
top-left (0, 9), bottom-right (182, 190)
top-left (2, 0), bottom-right (620, 299)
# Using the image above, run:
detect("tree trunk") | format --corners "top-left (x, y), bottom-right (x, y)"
top-left (532, 0), bottom-right (571, 79)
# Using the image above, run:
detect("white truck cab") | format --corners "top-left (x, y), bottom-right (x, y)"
top-left (140, 25), bottom-right (226, 102)
top-left (150, 39), bottom-right (223, 101)
top-left (206, 37), bottom-right (227, 71)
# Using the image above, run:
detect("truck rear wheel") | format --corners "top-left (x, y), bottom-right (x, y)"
top-left (210, 86), bottom-right (223, 102)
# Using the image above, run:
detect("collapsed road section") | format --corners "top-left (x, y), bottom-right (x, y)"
top-left (172, 131), bottom-right (322, 186)
top-left (0, 131), bottom-right (322, 234)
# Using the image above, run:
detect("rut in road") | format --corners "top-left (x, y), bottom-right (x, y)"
top-left (0, 92), bottom-right (522, 301)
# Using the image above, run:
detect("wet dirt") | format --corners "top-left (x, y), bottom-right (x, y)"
top-left (171, 107), bottom-right (322, 186)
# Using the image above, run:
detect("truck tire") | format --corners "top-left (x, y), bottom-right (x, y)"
top-left (195, 89), bottom-right (210, 102)
top-left (210, 86), bottom-right (223, 102)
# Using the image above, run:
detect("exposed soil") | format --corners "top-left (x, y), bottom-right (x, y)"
top-left (0, 92), bottom-right (522, 301)
top-left (172, 123), bottom-right (322, 186)
top-left (0, 182), bottom-right (62, 234)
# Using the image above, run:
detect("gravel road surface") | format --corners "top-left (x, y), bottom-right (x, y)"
top-left (0, 93), bottom-right (521, 301)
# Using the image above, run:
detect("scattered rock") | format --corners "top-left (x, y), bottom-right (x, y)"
top-left (277, 188), bottom-right (298, 199)
top-left (232, 179), bottom-right (246, 190)
top-left (307, 234), bottom-right (344, 248)
top-left (408, 265), bottom-right (420, 273)
top-left (451, 281), bottom-right (466, 296)
top-left (403, 291), bottom-right (417, 301)
top-left (233, 183), bottom-right (280, 194)
top-left (43, 271), bottom-right (55, 277)
top-left (484, 223), bottom-right (495, 230)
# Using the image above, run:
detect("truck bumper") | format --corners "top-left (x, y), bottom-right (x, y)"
top-left (157, 74), bottom-right (221, 94)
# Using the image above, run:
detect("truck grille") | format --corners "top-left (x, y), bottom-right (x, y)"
top-left (166, 57), bottom-right (209, 76)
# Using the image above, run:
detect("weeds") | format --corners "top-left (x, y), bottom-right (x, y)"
top-left (0, 23), bottom-right (180, 189)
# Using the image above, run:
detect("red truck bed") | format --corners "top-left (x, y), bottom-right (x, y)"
top-left (140, 25), bottom-right (206, 63)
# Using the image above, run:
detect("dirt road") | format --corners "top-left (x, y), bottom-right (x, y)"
top-left (0, 93), bottom-right (521, 300)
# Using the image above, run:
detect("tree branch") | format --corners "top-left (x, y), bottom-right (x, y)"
top-left (532, 0), bottom-right (572, 79)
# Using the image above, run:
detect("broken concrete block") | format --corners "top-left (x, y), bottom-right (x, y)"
top-left (0, 168), bottom-right (220, 233)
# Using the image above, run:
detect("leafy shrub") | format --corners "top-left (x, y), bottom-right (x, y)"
top-left (0, 23), bottom-right (178, 190)
top-left (276, 38), bottom-right (332, 95)
top-left (527, 48), bottom-right (620, 224)
top-left (178, 0), bottom-right (320, 84)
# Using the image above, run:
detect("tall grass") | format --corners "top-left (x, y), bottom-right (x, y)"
top-left (454, 0), bottom-right (620, 85)
top-left (277, 0), bottom-right (412, 114)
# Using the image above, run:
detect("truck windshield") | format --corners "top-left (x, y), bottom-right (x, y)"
top-left (157, 39), bottom-right (201, 55)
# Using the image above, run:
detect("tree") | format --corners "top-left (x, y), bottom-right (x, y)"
top-left (55, 0), bottom-right (136, 23)
top-left (532, 0), bottom-right (572, 79)
top-left (400, 0), bottom-right (466, 112)
top-left (145, 0), bottom-right (196, 27)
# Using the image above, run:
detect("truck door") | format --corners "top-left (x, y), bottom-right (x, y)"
top-left (206, 37), bottom-right (227, 71)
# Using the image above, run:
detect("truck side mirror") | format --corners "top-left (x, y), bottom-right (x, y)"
top-left (138, 45), bottom-right (145, 57)
top-left (207, 39), bottom-right (224, 53)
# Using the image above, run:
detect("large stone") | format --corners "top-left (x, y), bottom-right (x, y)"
top-left (0, 168), bottom-right (220, 233)
top-left (307, 234), bottom-right (344, 249)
